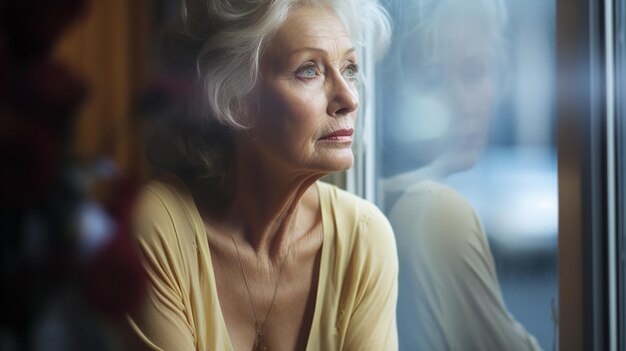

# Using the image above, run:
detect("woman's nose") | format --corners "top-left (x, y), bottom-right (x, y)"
top-left (327, 74), bottom-right (359, 117)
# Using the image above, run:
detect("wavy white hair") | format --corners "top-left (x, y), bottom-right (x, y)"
top-left (171, 0), bottom-right (390, 129)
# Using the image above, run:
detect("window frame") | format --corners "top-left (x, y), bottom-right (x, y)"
top-left (556, 0), bottom-right (621, 350)
top-left (616, 0), bottom-right (626, 349)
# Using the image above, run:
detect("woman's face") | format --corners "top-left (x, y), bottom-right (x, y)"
top-left (436, 17), bottom-right (496, 172)
top-left (398, 14), bottom-right (497, 175)
top-left (242, 5), bottom-right (359, 175)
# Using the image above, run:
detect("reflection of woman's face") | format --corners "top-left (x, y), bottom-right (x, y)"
top-left (404, 16), bottom-right (497, 174)
top-left (434, 18), bottom-right (496, 172)
top-left (241, 6), bottom-right (360, 174)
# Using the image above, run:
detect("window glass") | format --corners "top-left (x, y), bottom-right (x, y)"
top-left (374, 0), bottom-right (558, 349)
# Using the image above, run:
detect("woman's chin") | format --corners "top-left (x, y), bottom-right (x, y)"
top-left (315, 151), bottom-right (354, 173)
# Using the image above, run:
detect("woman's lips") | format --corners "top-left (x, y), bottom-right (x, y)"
top-left (320, 128), bottom-right (354, 142)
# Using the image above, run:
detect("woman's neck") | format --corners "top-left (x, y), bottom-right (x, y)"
top-left (193, 147), bottom-right (324, 260)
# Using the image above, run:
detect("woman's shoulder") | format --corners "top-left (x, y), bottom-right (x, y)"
top-left (132, 176), bottom-right (200, 307)
top-left (399, 179), bottom-right (468, 206)
top-left (141, 174), bottom-right (191, 204)
top-left (317, 181), bottom-right (395, 253)
top-left (134, 175), bottom-right (199, 245)
top-left (388, 180), bottom-right (487, 260)
top-left (390, 180), bottom-right (479, 229)
top-left (318, 181), bottom-right (390, 226)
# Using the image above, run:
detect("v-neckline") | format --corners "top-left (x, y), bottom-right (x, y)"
top-left (181, 179), bottom-right (331, 351)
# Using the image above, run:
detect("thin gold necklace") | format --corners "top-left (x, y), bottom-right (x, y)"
top-left (229, 234), bottom-right (293, 351)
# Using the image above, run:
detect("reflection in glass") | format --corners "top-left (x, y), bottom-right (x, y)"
top-left (375, 0), bottom-right (557, 350)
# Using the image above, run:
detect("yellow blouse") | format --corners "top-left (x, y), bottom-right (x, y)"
top-left (127, 176), bottom-right (398, 351)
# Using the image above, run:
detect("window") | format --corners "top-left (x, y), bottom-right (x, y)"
top-left (360, 0), bottom-right (559, 349)
top-left (349, 0), bottom-right (626, 349)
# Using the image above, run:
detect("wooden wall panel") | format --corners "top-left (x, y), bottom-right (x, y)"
top-left (54, 0), bottom-right (152, 179)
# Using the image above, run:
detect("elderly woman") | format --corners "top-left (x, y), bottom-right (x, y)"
top-left (126, 1), bottom-right (397, 351)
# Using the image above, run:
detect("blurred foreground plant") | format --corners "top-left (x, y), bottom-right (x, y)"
top-left (0, 1), bottom-right (147, 349)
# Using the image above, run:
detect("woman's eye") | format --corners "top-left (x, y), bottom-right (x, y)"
top-left (297, 64), bottom-right (319, 79)
top-left (419, 65), bottom-right (444, 90)
top-left (343, 64), bottom-right (359, 79)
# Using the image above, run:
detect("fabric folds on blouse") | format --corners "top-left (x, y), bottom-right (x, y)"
top-left (127, 176), bottom-right (398, 351)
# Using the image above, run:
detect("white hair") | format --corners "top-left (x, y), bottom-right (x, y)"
top-left (170, 0), bottom-right (390, 129)
top-left (392, 0), bottom-right (508, 76)
top-left (150, 0), bottom-right (391, 178)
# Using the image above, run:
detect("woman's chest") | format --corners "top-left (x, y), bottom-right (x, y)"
top-left (208, 236), bottom-right (323, 351)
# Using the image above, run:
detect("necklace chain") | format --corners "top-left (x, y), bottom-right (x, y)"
top-left (229, 234), bottom-right (293, 349)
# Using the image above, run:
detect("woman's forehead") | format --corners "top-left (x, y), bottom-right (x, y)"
top-left (269, 6), bottom-right (353, 57)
